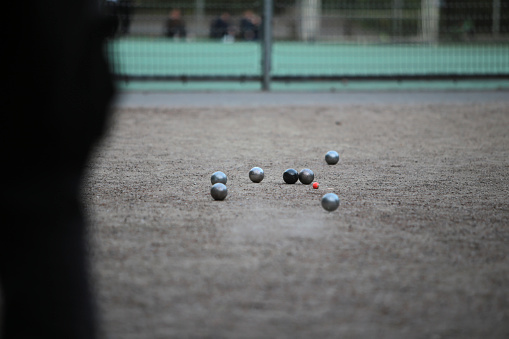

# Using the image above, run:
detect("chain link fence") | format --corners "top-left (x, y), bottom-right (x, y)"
top-left (105, 0), bottom-right (509, 89)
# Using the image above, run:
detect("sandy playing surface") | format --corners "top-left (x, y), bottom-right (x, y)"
top-left (83, 101), bottom-right (509, 338)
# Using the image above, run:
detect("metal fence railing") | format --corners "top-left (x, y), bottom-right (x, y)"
top-left (104, 0), bottom-right (509, 89)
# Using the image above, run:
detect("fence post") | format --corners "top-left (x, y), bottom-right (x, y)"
top-left (262, 0), bottom-right (273, 91)
top-left (421, 0), bottom-right (440, 43)
top-left (300, 0), bottom-right (321, 41)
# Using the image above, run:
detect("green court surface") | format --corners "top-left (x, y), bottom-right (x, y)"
top-left (110, 38), bottom-right (509, 91)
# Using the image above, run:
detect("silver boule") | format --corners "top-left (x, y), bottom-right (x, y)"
top-left (321, 193), bottom-right (340, 212)
top-left (211, 183), bottom-right (228, 200)
top-left (298, 168), bottom-right (314, 185)
top-left (211, 171), bottom-right (227, 185)
top-left (325, 151), bottom-right (340, 165)
top-left (249, 167), bottom-right (264, 183)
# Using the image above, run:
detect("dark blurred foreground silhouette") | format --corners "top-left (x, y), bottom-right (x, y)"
top-left (2, 0), bottom-right (115, 338)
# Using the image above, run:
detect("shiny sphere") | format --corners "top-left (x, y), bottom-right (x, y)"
top-left (283, 168), bottom-right (299, 184)
top-left (298, 169), bottom-right (314, 185)
top-left (321, 193), bottom-right (340, 212)
top-left (249, 167), bottom-right (264, 183)
top-left (211, 183), bottom-right (228, 200)
top-left (325, 151), bottom-right (340, 165)
top-left (211, 171), bottom-right (227, 185)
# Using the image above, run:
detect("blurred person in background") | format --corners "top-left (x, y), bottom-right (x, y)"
top-left (210, 12), bottom-right (234, 41)
top-left (165, 8), bottom-right (187, 39)
top-left (210, 12), bottom-right (236, 42)
top-left (239, 9), bottom-right (261, 41)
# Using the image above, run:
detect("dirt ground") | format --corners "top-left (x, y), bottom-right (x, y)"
top-left (83, 99), bottom-right (509, 339)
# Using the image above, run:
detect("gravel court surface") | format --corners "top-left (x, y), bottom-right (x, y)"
top-left (83, 94), bottom-right (509, 339)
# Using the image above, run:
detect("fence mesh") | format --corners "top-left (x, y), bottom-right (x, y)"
top-left (105, 0), bottom-right (509, 85)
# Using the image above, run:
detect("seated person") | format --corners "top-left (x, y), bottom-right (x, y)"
top-left (239, 10), bottom-right (260, 41)
top-left (210, 12), bottom-right (232, 39)
top-left (165, 9), bottom-right (186, 38)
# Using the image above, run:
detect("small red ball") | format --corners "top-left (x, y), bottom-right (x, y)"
top-left (312, 182), bottom-right (319, 189)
